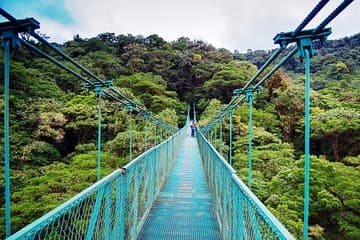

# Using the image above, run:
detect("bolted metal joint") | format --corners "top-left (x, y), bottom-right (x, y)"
top-left (120, 168), bottom-right (127, 175)
top-left (84, 80), bottom-right (113, 96)
top-left (141, 112), bottom-right (148, 120)
top-left (94, 86), bottom-right (103, 97)
top-left (118, 102), bottom-right (126, 110)
top-left (244, 87), bottom-right (254, 103)
top-left (1, 31), bottom-right (21, 50)
top-left (273, 28), bottom-right (331, 59)
top-left (126, 103), bottom-right (133, 113)
top-left (297, 38), bottom-right (315, 59)
top-left (0, 17), bottom-right (40, 51)
top-left (255, 86), bottom-right (263, 95)
top-left (233, 87), bottom-right (243, 96)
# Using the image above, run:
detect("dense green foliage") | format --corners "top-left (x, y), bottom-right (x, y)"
top-left (201, 34), bottom-right (360, 240)
top-left (0, 32), bottom-right (359, 239)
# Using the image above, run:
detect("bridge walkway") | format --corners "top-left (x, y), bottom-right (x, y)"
top-left (138, 134), bottom-right (221, 239)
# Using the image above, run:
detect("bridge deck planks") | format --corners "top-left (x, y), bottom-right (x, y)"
top-left (138, 135), bottom-right (221, 239)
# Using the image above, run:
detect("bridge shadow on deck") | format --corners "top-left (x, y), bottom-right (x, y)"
top-left (138, 134), bottom-right (221, 239)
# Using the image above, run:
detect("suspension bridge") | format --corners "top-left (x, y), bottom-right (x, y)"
top-left (1, 0), bottom-right (354, 239)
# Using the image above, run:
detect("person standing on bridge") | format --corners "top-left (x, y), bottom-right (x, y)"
top-left (190, 121), bottom-right (196, 137)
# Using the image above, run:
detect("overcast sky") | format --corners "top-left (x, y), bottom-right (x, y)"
top-left (1, 0), bottom-right (359, 52)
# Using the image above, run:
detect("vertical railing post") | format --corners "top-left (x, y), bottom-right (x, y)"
top-left (228, 108), bottom-right (233, 165)
top-left (249, 203), bottom-right (261, 239)
top-left (153, 120), bottom-right (157, 146)
top-left (230, 180), bottom-right (235, 239)
top-left (152, 120), bottom-right (158, 198)
top-left (85, 80), bottom-right (112, 181)
top-left (95, 86), bottom-right (103, 181)
top-left (112, 177), bottom-right (121, 239)
top-left (3, 37), bottom-right (11, 238)
top-left (143, 114), bottom-right (148, 151)
top-left (148, 150), bottom-right (155, 206)
top-left (221, 174), bottom-right (228, 238)
top-left (274, 27), bottom-right (331, 240)
top-left (127, 104), bottom-right (133, 162)
top-left (245, 88), bottom-right (254, 189)
top-left (214, 124), bottom-right (217, 150)
top-left (1, 21), bottom-right (39, 237)
top-left (160, 123), bottom-right (163, 142)
top-left (119, 169), bottom-right (127, 240)
top-left (297, 37), bottom-right (315, 240)
top-left (104, 184), bottom-right (112, 239)
top-left (212, 126), bottom-right (214, 144)
top-left (166, 128), bottom-right (170, 175)
top-left (219, 119), bottom-right (223, 155)
top-left (303, 47), bottom-right (311, 240)
top-left (85, 187), bottom-right (105, 240)
top-left (130, 169), bottom-right (140, 238)
top-left (171, 130), bottom-right (175, 161)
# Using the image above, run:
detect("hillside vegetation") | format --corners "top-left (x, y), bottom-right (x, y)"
top-left (1, 32), bottom-right (359, 239)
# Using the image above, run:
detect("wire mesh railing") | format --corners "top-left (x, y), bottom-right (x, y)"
top-left (196, 129), bottom-right (294, 240)
top-left (7, 124), bottom-right (188, 240)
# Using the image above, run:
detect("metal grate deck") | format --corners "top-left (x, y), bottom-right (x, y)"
top-left (138, 135), bottom-right (221, 239)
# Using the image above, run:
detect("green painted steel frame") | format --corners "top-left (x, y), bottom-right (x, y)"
top-left (228, 109), bottom-right (233, 165)
top-left (97, 90), bottom-right (102, 181)
top-left (219, 120), bottom-right (223, 155)
top-left (85, 81), bottom-right (113, 181)
top-left (299, 39), bottom-right (313, 240)
top-left (197, 129), bottom-right (294, 240)
top-left (2, 2), bottom-right (355, 238)
top-left (245, 88), bottom-right (254, 189)
top-left (143, 115), bottom-right (148, 151)
top-left (303, 47), bottom-right (311, 240)
top-left (127, 104), bottom-right (133, 162)
top-left (0, 17), bottom-right (39, 237)
top-left (275, 26), bottom-right (332, 240)
top-left (3, 37), bottom-right (11, 238)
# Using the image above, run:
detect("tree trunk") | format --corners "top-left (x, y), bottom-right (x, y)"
top-left (281, 116), bottom-right (292, 142)
top-left (332, 137), bottom-right (340, 162)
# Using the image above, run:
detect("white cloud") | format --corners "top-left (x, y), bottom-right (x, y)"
top-left (36, 17), bottom-right (75, 43)
top-left (39, 0), bottom-right (360, 51)
top-left (215, 0), bottom-right (360, 51)
top-left (61, 0), bottom-right (228, 47)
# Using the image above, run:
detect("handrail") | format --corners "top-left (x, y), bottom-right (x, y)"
top-left (7, 170), bottom-right (122, 239)
top-left (8, 124), bottom-right (188, 240)
top-left (196, 129), bottom-right (294, 240)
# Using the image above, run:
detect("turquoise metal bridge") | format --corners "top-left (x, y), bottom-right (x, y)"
top-left (7, 121), bottom-right (293, 240)
top-left (1, 1), bottom-right (355, 239)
